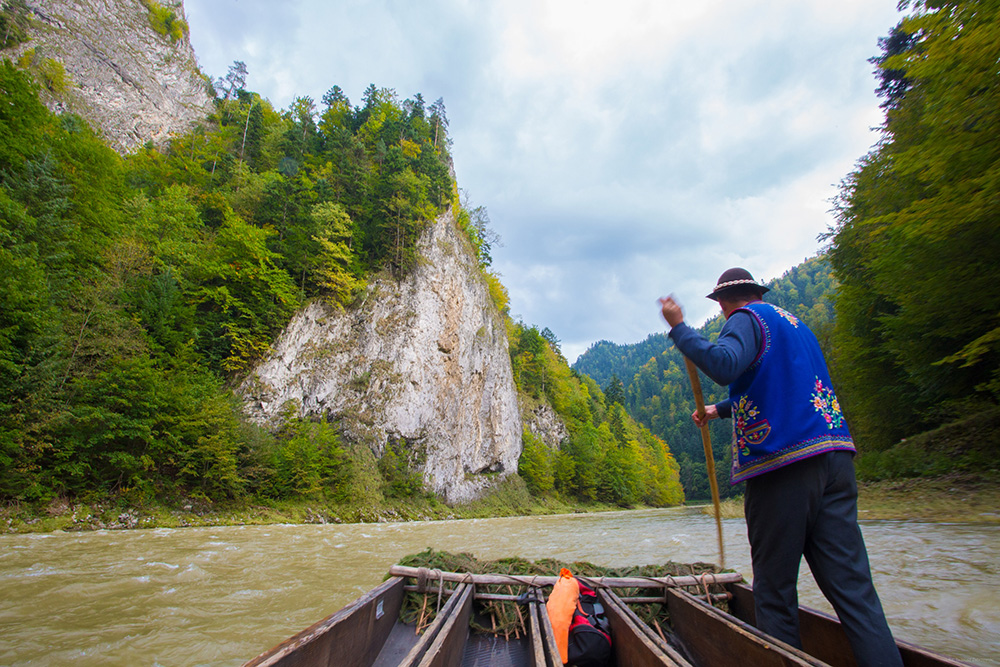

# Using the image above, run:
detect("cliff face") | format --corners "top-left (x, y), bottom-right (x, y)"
top-left (241, 211), bottom-right (523, 504)
top-left (523, 402), bottom-right (570, 449)
top-left (12, 0), bottom-right (212, 152)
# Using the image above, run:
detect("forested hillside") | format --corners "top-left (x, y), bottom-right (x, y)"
top-left (0, 55), bottom-right (462, 502)
top-left (574, 256), bottom-right (837, 499)
top-left (4, 0), bottom-right (996, 517)
top-left (0, 46), bottom-right (683, 514)
top-left (509, 324), bottom-right (684, 507)
top-left (827, 0), bottom-right (1000, 465)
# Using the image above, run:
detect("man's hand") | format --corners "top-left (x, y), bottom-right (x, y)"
top-left (659, 296), bottom-right (684, 328)
top-left (692, 404), bottom-right (719, 428)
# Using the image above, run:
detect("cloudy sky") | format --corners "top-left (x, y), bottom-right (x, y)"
top-left (183, 0), bottom-right (903, 362)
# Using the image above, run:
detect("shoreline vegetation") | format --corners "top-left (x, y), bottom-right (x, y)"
top-left (696, 473), bottom-right (1000, 524)
top-left (4, 472), bottom-right (997, 535)
top-left (4, 409), bottom-right (997, 535)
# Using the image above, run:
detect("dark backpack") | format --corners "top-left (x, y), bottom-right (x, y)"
top-left (566, 581), bottom-right (613, 667)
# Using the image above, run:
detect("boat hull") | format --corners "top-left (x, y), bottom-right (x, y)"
top-left (243, 570), bottom-right (975, 667)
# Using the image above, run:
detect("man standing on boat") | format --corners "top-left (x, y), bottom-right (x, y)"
top-left (659, 268), bottom-right (903, 667)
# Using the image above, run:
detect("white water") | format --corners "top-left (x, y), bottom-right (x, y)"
top-left (0, 507), bottom-right (996, 665)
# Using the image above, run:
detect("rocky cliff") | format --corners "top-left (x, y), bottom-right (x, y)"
top-left (523, 401), bottom-right (570, 449)
top-left (9, 0), bottom-right (212, 153)
top-left (241, 210), bottom-right (523, 504)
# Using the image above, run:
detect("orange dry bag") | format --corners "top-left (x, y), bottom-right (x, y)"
top-left (546, 568), bottom-right (579, 664)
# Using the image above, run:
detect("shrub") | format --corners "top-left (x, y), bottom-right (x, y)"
top-left (37, 58), bottom-right (67, 94)
top-left (271, 419), bottom-right (352, 499)
top-left (142, 0), bottom-right (189, 42)
top-left (378, 438), bottom-right (426, 498)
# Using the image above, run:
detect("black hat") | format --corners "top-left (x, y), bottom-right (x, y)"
top-left (706, 267), bottom-right (769, 301)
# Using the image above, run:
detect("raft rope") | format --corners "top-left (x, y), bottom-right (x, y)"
top-left (698, 573), bottom-right (713, 606)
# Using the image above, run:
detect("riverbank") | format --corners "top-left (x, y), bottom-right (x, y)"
top-left (0, 478), bottom-right (625, 534)
top-left (857, 474), bottom-right (1000, 522)
top-left (5, 472), bottom-right (998, 534)
top-left (697, 473), bottom-right (1000, 523)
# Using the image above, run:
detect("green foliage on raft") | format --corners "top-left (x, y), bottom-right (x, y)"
top-left (394, 548), bottom-right (729, 636)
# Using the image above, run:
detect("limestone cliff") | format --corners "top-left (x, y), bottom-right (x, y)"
top-left (241, 210), bottom-right (523, 504)
top-left (9, 0), bottom-right (212, 153)
top-left (523, 401), bottom-right (570, 449)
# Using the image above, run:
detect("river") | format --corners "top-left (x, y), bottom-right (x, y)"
top-left (0, 507), bottom-right (996, 666)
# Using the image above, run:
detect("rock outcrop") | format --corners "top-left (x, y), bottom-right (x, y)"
top-left (11, 0), bottom-right (212, 153)
top-left (523, 401), bottom-right (570, 449)
top-left (241, 210), bottom-right (523, 504)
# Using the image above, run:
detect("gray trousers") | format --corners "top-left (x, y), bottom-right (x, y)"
top-left (744, 451), bottom-right (903, 667)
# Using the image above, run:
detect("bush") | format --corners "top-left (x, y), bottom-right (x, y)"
top-left (378, 438), bottom-right (426, 498)
top-left (142, 0), bottom-right (189, 42)
top-left (37, 58), bottom-right (68, 94)
top-left (270, 419), bottom-right (352, 499)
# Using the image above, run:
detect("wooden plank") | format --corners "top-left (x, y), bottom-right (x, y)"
top-left (535, 588), bottom-right (564, 667)
top-left (244, 577), bottom-right (405, 667)
top-left (526, 588), bottom-right (555, 667)
top-left (726, 583), bottom-right (856, 667)
top-left (665, 587), bottom-right (831, 666)
top-left (388, 565), bottom-right (742, 590)
top-left (725, 583), bottom-right (976, 667)
top-left (396, 583), bottom-right (473, 667)
top-left (597, 589), bottom-right (692, 666)
top-left (417, 582), bottom-right (472, 667)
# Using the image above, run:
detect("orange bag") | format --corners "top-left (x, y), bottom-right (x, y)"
top-left (546, 568), bottom-right (579, 664)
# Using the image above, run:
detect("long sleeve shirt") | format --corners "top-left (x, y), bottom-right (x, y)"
top-left (667, 309), bottom-right (762, 418)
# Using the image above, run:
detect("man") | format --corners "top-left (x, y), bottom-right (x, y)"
top-left (659, 267), bottom-right (902, 667)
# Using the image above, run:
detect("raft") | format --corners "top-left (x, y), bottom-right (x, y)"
top-left (242, 565), bottom-right (975, 667)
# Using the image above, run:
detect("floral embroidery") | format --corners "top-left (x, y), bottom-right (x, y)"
top-left (734, 395), bottom-right (771, 456)
top-left (810, 377), bottom-right (844, 429)
top-left (772, 305), bottom-right (800, 328)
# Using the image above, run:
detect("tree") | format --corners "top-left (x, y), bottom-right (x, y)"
top-left (604, 375), bottom-right (626, 407)
top-left (310, 201), bottom-right (363, 307)
top-left (214, 60), bottom-right (247, 101)
top-left (322, 85), bottom-right (350, 109)
top-left (540, 327), bottom-right (562, 356)
top-left (457, 193), bottom-right (502, 268)
top-left (240, 97), bottom-right (264, 165)
top-left (380, 167), bottom-right (431, 275)
top-left (518, 431), bottom-right (554, 495)
top-left (870, 22), bottom-right (919, 111)
top-left (429, 97), bottom-right (449, 148)
top-left (512, 325), bottom-right (548, 397)
top-left (192, 209), bottom-right (300, 373)
top-left (828, 0), bottom-right (1000, 448)
top-left (272, 418), bottom-right (352, 498)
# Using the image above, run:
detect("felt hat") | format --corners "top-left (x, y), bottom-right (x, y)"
top-left (706, 267), bottom-right (770, 301)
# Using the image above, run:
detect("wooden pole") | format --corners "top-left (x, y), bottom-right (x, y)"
top-left (388, 565), bottom-right (743, 589)
top-left (683, 357), bottom-right (726, 569)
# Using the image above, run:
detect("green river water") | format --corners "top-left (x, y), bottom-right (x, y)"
top-left (1, 507), bottom-right (996, 666)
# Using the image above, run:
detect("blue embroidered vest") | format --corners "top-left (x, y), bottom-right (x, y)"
top-left (729, 302), bottom-right (855, 483)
